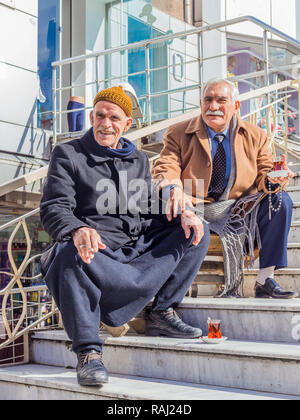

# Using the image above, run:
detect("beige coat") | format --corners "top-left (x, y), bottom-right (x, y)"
top-left (151, 114), bottom-right (274, 203)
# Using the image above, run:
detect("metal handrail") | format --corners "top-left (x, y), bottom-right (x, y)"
top-left (51, 16), bottom-right (300, 68)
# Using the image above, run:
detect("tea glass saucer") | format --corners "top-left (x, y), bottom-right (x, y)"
top-left (200, 336), bottom-right (228, 344)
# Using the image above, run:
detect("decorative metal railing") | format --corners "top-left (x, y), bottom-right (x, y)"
top-left (0, 209), bottom-right (59, 367)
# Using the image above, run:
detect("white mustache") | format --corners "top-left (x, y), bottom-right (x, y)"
top-left (206, 110), bottom-right (224, 116)
top-left (98, 127), bottom-right (116, 134)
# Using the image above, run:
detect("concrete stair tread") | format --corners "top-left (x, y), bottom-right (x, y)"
top-left (0, 363), bottom-right (297, 400)
top-left (179, 296), bottom-right (300, 312)
top-left (105, 336), bottom-right (300, 360)
top-left (287, 242), bottom-right (300, 247)
top-left (197, 267), bottom-right (300, 278)
top-left (244, 267), bottom-right (300, 275)
top-left (31, 329), bottom-right (300, 360)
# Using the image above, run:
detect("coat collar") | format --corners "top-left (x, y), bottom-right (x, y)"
top-left (185, 113), bottom-right (247, 164)
top-left (79, 128), bottom-right (140, 163)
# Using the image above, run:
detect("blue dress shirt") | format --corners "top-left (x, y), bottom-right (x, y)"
top-left (207, 126), bottom-right (231, 189)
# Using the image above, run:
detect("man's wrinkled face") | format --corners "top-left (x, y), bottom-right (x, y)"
top-left (90, 101), bottom-right (132, 149)
top-left (201, 83), bottom-right (240, 132)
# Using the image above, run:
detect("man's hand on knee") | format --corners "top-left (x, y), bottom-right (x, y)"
top-left (72, 227), bottom-right (106, 264)
top-left (166, 187), bottom-right (193, 221)
top-left (181, 210), bottom-right (204, 246)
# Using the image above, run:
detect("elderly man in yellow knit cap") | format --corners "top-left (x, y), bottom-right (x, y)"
top-left (39, 86), bottom-right (210, 387)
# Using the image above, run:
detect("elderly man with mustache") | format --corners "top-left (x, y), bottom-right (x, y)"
top-left (40, 86), bottom-right (210, 387)
top-left (152, 78), bottom-right (297, 299)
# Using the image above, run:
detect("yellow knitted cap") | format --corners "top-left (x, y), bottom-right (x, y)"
top-left (93, 86), bottom-right (133, 117)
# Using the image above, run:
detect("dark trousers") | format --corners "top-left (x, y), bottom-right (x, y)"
top-left (257, 191), bottom-right (293, 269)
top-left (67, 100), bottom-right (84, 132)
top-left (44, 222), bottom-right (210, 354)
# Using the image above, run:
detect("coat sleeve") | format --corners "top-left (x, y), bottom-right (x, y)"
top-left (255, 130), bottom-right (278, 194)
top-left (151, 127), bottom-right (183, 190)
top-left (40, 144), bottom-right (89, 241)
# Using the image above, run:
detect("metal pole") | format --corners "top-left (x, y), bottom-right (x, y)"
top-left (95, 56), bottom-right (100, 92)
top-left (197, 32), bottom-right (203, 101)
top-left (263, 30), bottom-right (270, 103)
top-left (145, 45), bottom-right (151, 125)
top-left (52, 66), bottom-right (57, 146)
top-left (284, 96), bottom-right (288, 157)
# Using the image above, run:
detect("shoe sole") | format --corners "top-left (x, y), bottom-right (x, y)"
top-left (77, 377), bottom-right (109, 387)
top-left (146, 327), bottom-right (202, 339)
top-left (255, 293), bottom-right (299, 299)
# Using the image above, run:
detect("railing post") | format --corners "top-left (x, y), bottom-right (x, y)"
top-left (197, 32), bottom-right (203, 101)
top-left (95, 56), bottom-right (100, 93)
top-left (263, 30), bottom-right (270, 104)
top-left (284, 96), bottom-right (289, 156)
top-left (145, 44), bottom-right (151, 126)
top-left (52, 66), bottom-right (57, 147)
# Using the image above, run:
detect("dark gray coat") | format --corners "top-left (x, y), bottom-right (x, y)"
top-left (40, 128), bottom-right (159, 249)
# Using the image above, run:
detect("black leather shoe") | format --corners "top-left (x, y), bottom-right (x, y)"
top-left (145, 307), bottom-right (202, 338)
top-left (255, 278), bottom-right (298, 299)
top-left (76, 350), bottom-right (109, 386)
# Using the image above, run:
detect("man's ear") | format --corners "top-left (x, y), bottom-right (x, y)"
top-left (123, 117), bottom-right (133, 133)
top-left (89, 110), bottom-right (94, 126)
top-left (234, 100), bottom-right (241, 113)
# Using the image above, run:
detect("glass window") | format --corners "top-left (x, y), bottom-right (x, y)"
top-left (37, 0), bottom-right (60, 130)
top-left (106, 0), bottom-right (168, 122)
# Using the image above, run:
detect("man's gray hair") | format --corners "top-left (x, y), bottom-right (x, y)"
top-left (201, 78), bottom-right (240, 103)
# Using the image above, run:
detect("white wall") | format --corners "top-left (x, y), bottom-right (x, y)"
top-left (202, 0), bottom-right (227, 81)
top-left (0, 1), bottom-right (41, 156)
top-left (225, 0), bottom-right (297, 40)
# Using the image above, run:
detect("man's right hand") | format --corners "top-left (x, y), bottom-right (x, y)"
top-left (72, 227), bottom-right (106, 264)
top-left (181, 210), bottom-right (204, 246)
top-left (166, 187), bottom-right (194, 221)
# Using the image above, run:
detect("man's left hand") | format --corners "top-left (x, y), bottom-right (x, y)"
top-left (181, 210), bottom-right (204, 246)
top-left (267, 154), bottom-right (294, 187)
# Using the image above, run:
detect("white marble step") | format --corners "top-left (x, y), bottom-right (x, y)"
top-left (292, 202), bottom-right (300, 220)
top-left (195, 267), bottom-right (300, 298)
top-left (244, 268), bottom-right (300, 297)
top-left (251, 243), bottom-right (300, 268)
top-left (29, 330), bottom-right (300, 396)
top-left (288, 221), bottom-right (300, 242)
top-left (288, 173), bottom-right (300, 187)
top-left (29, 298), bottom-right (300, 350)
top-left (0, 363), bottom-right (297, 401)
top-left (287, 186), bottom-right (300, 202)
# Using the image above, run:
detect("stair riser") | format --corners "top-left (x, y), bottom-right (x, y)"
top-left (287, 189), bottom-right (300, 201)
top-left (292, 206), bottom-right (300, 220)
top-left (178, 307), bottom-right (300, 344)
top-left (243, 273), bottom-right (300, 298)
top-left (252, 247), bottom-right (300, 268)
top-left (288, 225), bottom-right (300, 242)
top-left (29, 337), bottom-right (300, 396)
top-left (288, 176), bottom-right (300, 187)
top-left (104, 346), bottom-right (300, 396)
